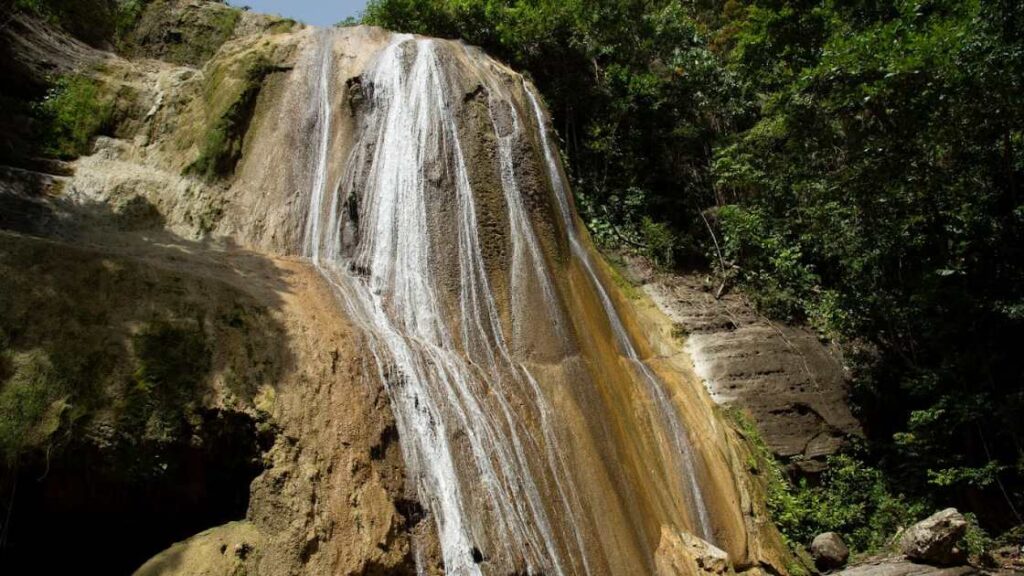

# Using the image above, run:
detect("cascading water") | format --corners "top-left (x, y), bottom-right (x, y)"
top-left (301, 29), bottom-right (721, 574)
top-left (523, 87), bottom-right (715, 543)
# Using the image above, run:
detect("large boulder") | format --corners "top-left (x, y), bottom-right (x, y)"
top-left (899, 508), bottom-right (968, 566)
top-left (811, 532), bottom-right (850, 571)
top-left (656, 526), bottom-right (732, 576)
top-left (134, 521), bottom-right (265, 576)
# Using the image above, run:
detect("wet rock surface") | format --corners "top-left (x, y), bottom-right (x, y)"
top-left (620, 255), bottom-right (862, 473)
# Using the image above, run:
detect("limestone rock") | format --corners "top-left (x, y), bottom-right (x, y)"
top-left (899, 508), bottom-right (968, 566)
top-left (811, 532), bottom-right (851, 571)
top-left (656, 526), bottom-right (732, 576)
top-left (133, 521), bottom-right (264, 576)
top-left (833, 556), bottom-right (978, 576)
top-left (622, 255), bottom-right (863, 473)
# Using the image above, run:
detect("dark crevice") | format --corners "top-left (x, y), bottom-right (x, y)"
top-left (0, 409), bottom-right (268, 574)
top-left (395, 498), bottom-right (426, 530)
top-left (369, 423), bottom-right (399, 460)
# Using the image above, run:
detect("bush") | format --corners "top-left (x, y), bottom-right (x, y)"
top-left (767, 457), bottom-right (926, 555)
top-left (640, 217), bottom-right (676, 268)
top-left (784, 454), bottom-right (927, 554)
top-left (113, 0), bottom-right (148, 41)
top-left (36, 75), bottom-right (113, 159)
top-left (733, 408), bottom-right (925, 555)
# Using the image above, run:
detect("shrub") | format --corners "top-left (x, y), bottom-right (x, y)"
top-left (640, 217), bottom-right (676, 268)
top-left (36, 75), bottom-right (113, 159)
top-left (733, 408), bottom-right (925, 555)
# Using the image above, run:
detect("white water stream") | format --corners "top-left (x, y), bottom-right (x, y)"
top-left (302, 30), bottom-right (713, 574)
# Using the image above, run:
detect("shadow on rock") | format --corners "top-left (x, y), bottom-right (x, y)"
top-left (0, 188), bottom-right (297, 575)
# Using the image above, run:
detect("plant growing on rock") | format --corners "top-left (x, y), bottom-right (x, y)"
top-left (35, 75), bottom-right (114, 159)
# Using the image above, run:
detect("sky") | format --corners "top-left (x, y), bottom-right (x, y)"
top-left (227, 0), bottom-right (369, 27)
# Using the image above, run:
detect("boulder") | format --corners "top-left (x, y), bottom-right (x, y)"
top-left (899, 508), bottom-right (968, 566)
top-left (134, 521), bottom-right (265, 576)
top-left (811, 532), bottom-right (850, 570)
top-left (656, 526), bottom-right (732, 576)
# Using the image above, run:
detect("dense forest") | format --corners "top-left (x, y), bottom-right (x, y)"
top-left (360, 0), bottom-right (1024, 552)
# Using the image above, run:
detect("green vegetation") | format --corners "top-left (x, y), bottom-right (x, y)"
top-left (187, 56), bottom-right (279, 181)
top-left (734, 408), bottom-right (928, 556)
top-left (713, 0), bottom-right (1024, 532)
top-left (771, 454), bottom-right (927, 553)
top-left (111, 0), bottom-right (150, 41)
top-left (35, 75), bottom-right (114, 159)
top-left (364, 0), bottom-right (1024, 544)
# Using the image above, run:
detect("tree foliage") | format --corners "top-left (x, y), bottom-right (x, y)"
top-left (715, 0), bottom-right (1024, 528)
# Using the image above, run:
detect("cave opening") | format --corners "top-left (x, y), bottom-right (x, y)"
top-left (0, 409), bottom-right (267, 575)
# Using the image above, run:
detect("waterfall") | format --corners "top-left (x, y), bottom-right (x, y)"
top-left (301, 30), bottom-right (716, 574)
top-left (303, 30), bottom-right (335, 265)
top-left (524, 87), bottom-right (715, 543)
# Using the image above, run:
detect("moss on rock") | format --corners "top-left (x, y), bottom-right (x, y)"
top-left (186, 53), bottom-right (288, 181)
top-left (0, 232), bottom-right (287, 465)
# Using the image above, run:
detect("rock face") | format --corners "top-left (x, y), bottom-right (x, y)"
top-left (811, 532), bottom-right (851, 571)
top-left (900, 509), bottom-right (969, 566)
top-left (621, 257), bottom-right (862, 473)
top-left (0, 231), bottom-right (417, 575)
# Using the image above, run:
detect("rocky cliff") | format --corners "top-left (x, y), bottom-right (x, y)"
top-left (615, 255), bottom-right (862, 475)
